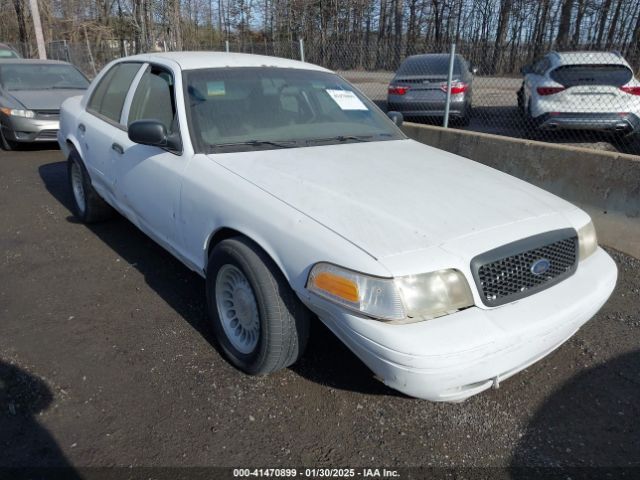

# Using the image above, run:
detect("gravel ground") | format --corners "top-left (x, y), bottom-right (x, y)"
top-left (1, 148), bottom-right (639, 476)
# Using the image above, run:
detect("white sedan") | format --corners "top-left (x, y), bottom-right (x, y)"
top-left (58, 52), bottom-right (617, 402)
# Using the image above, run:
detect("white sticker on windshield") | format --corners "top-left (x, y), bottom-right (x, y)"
top-left (326, 89), bottom-right (368, 110)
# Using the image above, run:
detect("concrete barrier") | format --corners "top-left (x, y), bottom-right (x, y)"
top-left (401, 123), bottom-right (640, 259)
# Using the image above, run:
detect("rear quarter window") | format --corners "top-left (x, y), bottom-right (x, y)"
top-left (550, 64), bottom-right (633, 87)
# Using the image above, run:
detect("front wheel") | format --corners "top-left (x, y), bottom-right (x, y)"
top-left (0, 128), bottom-right (18, 151)
top-left (206, 237), bottom-right (310, 375)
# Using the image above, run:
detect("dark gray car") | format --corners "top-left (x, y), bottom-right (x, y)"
top-left (387, 53), bottom-right (475, 125)
top-left (0, 59), bottom-right (89, 150)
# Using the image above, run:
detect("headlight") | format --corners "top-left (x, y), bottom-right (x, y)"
top-left (578, 221), bottom-right (598, 260)
top-left (0, 107), bottom-right (35, 118)
top-left (395, 269), bottom-right (474, 320)
top-left (307, 263), bottom-right (474, 323)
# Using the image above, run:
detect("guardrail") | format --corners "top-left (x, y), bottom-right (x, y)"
top-left (402, 122), bottom-right (640, 259)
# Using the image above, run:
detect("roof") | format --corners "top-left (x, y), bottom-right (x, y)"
top-left (404, 53), bottom-right (463, 61)
top-left (550, 51), bottom-right (629, 67)
top-left (0, 58), bottom-right (71, 65)
top-left (125, 51), bottom-right (331, 72)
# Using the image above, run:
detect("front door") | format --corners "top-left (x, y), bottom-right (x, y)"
top-left (112, 64), bottom-right (185, 255)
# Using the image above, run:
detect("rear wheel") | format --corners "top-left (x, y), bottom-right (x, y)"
top-left (522, 99), bottom-right (540, 139)
top-left (67, 150), bottom-right (114, 223)
top-left (206, 237), bottom-right (310, 375)
top-left (517, 85), bottom-right (525, 113)
top-left (459, 105), bottom-right (472, 126)
top-left (613, 131), bottom-right (640, 150)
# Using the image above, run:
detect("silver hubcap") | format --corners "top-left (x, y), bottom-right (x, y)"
top-left (70, 162), bottom-right (86, 214)
top-left (215, 265), bottom-right (260, 354)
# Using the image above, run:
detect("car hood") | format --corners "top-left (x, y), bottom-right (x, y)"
top-left (210, 139), bottom-right (576, 259)
top-left (5, 89), bottom-right (86, 110)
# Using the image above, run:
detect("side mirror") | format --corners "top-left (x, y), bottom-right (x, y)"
top-left (387, 111), bottom-right (403, 127)
top-left (128, 119), bottom-right (181, 151)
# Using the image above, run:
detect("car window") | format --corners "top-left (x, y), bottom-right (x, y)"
top-left (0, 49), bottom-right (19, 58)
top-left (550, 64), bottom-right (633, 87)
top-left (128, 66), bottom-right (177, 132)
top-left (184, 67), bottom-right (404, 153)
top-left (396, 56), bottom-right (461, 76)
top-left (532, 58), bottom-right (550, 75)
top-left (0, 63), bottom-right (88, 90)
top-left (88, 63), bottom-right (141, 124)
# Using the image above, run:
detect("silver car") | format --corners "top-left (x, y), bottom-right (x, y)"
top-left (387, 53), bottom-right (475, 125)
top-left (0, 59), bottom-right (88, 150)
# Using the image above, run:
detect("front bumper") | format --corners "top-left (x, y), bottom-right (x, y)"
top-left (535, 112), bottom-right (640, 134)
top-left (1, 116), bottom-right (59, 143)
top-left (304, 247), bottom-right (617, 402)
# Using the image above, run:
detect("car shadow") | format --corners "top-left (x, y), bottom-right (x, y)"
top-left (2, 142), bottom-right (59, 153)
top-left (510, 350), bottom-right (640, 476)
top-left (0, 360), bottom-right (82, 478)
top-left (290, 319), bottom-right (402, 397)
top-left (38, 160), bottom-right (399, 398)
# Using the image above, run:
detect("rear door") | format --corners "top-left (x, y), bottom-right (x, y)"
top-left (548, 64), bottom-right (635, 112)
top-left (80, 62), bottom-right (144, 201)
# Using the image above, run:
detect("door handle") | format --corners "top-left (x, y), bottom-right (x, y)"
top-left (111, 143), bottom-right (124, 155)
top-left (78, 123), bottom-right (85, 133)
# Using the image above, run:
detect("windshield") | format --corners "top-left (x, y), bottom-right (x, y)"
top-left (183, 67), bottom-right (404, 153)
top-left (0, 64), bottom-right (89, 91)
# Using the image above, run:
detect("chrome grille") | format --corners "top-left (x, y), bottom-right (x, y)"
top-left (35, 110), bottom-right (60, 119)
top-left (471, 229), bottom-right (578, 307)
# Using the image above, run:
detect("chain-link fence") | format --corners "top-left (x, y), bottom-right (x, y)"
top-left (6, 38), bottom-right (640, 155)
top-left (297, 38), bottom-right (640, 156)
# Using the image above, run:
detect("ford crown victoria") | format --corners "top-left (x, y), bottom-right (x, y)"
top-left (57, 52), bottom-right (617, 401)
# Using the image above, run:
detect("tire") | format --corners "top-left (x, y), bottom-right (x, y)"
top-left (517, 85), bottom-right (525, 113)
top-left (613, 131), bottom-right (640, 150)
top-left (67, 149), bottom-right (114, 223)
top-left (522, 99), bottom-right (539, 140)
top-left (459, 105), bottom-right (472, 126)
top-left (206, 237), bottom-right (310, 375)
top-left (0, 128), bottom-right (18, 151)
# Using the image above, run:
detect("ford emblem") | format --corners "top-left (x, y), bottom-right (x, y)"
top-left (531, 258), bottom-right (551, 275)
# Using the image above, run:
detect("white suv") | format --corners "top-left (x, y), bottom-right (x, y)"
top-left (518, 51), bottom-right (640, 136)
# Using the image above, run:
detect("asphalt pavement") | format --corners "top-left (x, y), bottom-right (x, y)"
top-left (1, 148), bottom-right (639, 476)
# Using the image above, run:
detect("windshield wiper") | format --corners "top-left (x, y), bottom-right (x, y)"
top-left (52, 85), bottom-right (86, 89)
top-left (208, 139), bottom-right (300, 151)
top-left (305, 135), bottom-right (375, 145)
